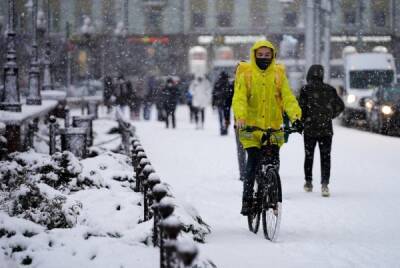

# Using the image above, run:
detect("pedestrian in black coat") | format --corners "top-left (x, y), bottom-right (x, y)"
top-left (298, 64), bottom-right (344, 197)
top-left (116, 74), bottom-right (129, 112)
top-left (212, 71), bottom-right (234, 135)
top-left (103, 76), bottom-right (114, 113)
top-left (162, 78), bottom-right (180, 128)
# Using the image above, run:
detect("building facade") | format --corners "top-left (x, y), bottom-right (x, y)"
top-left (1, 0), bottom-right (399, 82)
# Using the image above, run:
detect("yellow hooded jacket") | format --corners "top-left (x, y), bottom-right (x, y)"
top-left (232, 40), bottom-right (302, 148)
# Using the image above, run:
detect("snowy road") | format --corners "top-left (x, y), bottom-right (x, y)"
top-left (133, 106), bottom-right (400, 268)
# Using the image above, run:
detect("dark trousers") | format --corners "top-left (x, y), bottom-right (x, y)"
top-left (143, 101), bottom-right (152, 120)
top-left (165, 107), bottom-right (176, 128)
top-left (188, 101), bottom-right (195, 123)
top-left (193, 107), bottom-right (205, 125)
top-left (235, 127), bottom-right (246, 180)
top-left (243, 146), bottom-right (280, 201)
top-left (217, 106), bottom-right (231, 135)
top-left (303, 135), bottom-right (332, 184)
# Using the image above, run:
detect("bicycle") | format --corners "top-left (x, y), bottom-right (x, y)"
top-left (243, 126), bottom-right (298, 241)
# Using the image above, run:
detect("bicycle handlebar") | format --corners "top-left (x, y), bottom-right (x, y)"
top-left (241, 126), bottom-right (300, 135)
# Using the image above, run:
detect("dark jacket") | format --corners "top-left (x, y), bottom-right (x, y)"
top-left (162, 80), bottom-right (180, 111)
top-left (103, 76), bottom-right (113, 103)
top-left (126, 80), bottom-right (137, 107)
top-left (212, 72), bottom-right (234, 109)
top-left (299, 65), bottom-right (344, 137)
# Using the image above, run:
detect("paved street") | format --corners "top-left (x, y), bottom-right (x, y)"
top-left (133, 105), bottom-right (400, 268)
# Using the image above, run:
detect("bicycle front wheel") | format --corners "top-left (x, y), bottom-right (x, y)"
top-left (262, 167), bottom-right (282, 241)
top-left (247, 182), bottom-right (262, 233)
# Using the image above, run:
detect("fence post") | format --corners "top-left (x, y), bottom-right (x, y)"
top-left (49, 115), bottom-right (58, 155)
top-left (158, 199), bottom-right (175, 268)
top-left (177, 240), bottom-right (199, 268)
top-left (152, 184), bottom-right (168, 246)
top-left (64, 105), bottom-right (70, 128)
top-left (142, 164), bottom-right (155, 221)
top-left (133, 151), bottom-right (146, 192)
top-left (161, 216), bottom-right (182, 268)
top-left (136, 157), bottom-right (150, 192)
top-left (0, 123), bottom-right (7, 160)
top-left (25, 119), bottom-right (37, 150)
top-left (72, 115), bottom-right (94, 147)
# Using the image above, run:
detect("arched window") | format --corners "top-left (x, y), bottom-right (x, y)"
top-left (191, 0), bottom-right (207, 29)
top-left (341, 0), bottom-right (357, 25)
top-left (75, 0), bottom-right (92, 26)
top-left (282, 0), bottom-right (300, 27)
top-left (102, 0), bottom-right (116, 32)
top-left (217, 0), bottom-right (234, 27)
top-left (250, 0), bottom-right (267, 28)
top-left (48, 0), bottom-right (61, 32)
top-left (372, 0), bottom-right (389, 27)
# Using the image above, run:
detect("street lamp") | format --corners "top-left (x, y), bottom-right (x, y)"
top-left (26, 0), bottom-right (42, 105)
top-left (0, 15), bottom-right (4, 34)
top-left (114, 21), bottom-right (127, 76)
top-left (42, 0), bottom-right (53, 91)
top-left (0, 0), bottom-right (22, 112)
top-left (80, 16), bottom-right (94, 93)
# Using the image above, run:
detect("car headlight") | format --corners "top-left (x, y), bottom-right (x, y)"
top-left (347, 94), bottom-right (356, 103)
top-left (381, 105), bottom-right (393, 115)
top-left (365, 100), bottom-right (373, 109)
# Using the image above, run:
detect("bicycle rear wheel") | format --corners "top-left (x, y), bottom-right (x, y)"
top-left (262, 167), bottom-right (282, 241)
top-left (247, 182), bottom-right (262, 233)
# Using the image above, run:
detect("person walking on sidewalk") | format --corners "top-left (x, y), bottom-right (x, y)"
top-left (298, 64), bottom-right (344, 197)
top-left (189, 76), bottom-right (212, 129)
top-left (212, 71), bottom-right (234, 135)
top-left (233, 40), bottom-right (303, 215)
top-left (162, 77), bottom-right (180, 128)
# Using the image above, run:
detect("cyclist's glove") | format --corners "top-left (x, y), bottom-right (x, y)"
top-left (292, 119), bottom-right (304, 134)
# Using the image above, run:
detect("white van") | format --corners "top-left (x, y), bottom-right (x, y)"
top-left (342, 52), bottom-right (397, 124)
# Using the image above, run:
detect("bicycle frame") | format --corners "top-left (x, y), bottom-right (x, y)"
top-left (244, 125), bottom-right (298, 239)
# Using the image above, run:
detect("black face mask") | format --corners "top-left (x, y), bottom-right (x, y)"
top-left (255, 58), bottom-right (272, 70)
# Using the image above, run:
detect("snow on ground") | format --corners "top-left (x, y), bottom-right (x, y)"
top-left (0, 110), bottom-right (211, 267)
top-left (0, 151), bottom-right (159, 268)
top-left (133, 105), bottom-right (400, 268)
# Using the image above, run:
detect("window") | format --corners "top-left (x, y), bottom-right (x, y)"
top-left (383, 87), bottom-right (400, 102)
top-left (282, 0), bottom-right (300, 27)
top-left (144, 7), bottom-right (163, 34)
top-left (16, 0), bottom-right (28, 32)
top-left (350, 70), bottom-right (394, 89)
top-left (341, 0), bottom-right (356, 25)
top-left (191, 0), bottom-right (207, 28)
top-left (250, 0), bottom-right (266, 28)
top-left (372, 0), bottom-right (389, 27)
top-left (49, 0), bottom-right (61, 32)
top-left (217, 0), bottom-right (233, 27)
top-left (75, 0), bottom-right (92, 26)
top-left (102, 0), bottom-right (115, 32)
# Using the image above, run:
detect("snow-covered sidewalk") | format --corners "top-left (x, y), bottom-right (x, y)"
top-left (134, 105), bottom-right (400, 268)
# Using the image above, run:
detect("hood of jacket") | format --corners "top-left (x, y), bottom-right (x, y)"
top-left (250, 40), bottom-right (277, 72)
top-left (306, 64), bottom-right (324, 83)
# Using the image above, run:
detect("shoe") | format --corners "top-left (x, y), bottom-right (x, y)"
top-left (304, 181), bottom-right (313, 192)
top-left (321, 184), bottom-right (330, 197)
top-left (240, 199), bottom-right (252, 216)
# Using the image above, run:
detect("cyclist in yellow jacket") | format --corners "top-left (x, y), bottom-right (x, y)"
top-left (232, 40), bottom-right (303, 215)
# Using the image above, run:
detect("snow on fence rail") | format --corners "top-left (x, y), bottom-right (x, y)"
top-left (128, 129), bottom-right (202, 268)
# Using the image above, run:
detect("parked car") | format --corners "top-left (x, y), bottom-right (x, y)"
top-left (365, 85), bottom-right (400, 135)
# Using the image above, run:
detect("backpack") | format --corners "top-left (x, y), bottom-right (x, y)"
top-left (235, 62), bottom-right (291, 142)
